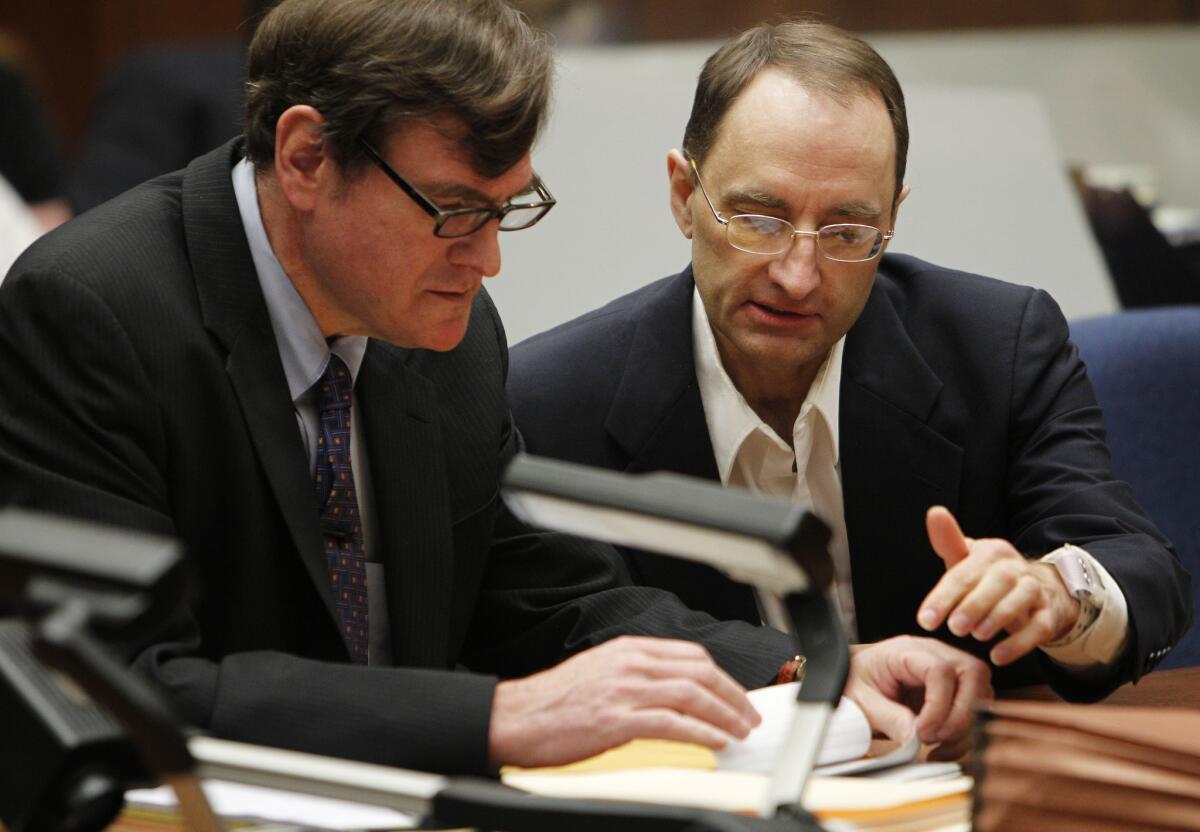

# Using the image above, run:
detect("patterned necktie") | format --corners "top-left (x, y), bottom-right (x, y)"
top-left (313, 354), bottom-right (369, 664)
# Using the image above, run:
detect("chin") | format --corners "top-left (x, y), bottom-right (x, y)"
top-left (414, 321), bottom-right (473, 352)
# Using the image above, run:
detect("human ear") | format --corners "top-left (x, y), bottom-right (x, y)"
top-left (273, 105), bottom-right (330, 212)
top-left (666, 149), bottom-right (696, 240)
top-left (879, 183), bottom-right (911, 256)
top-left (890, 183), bottom-right (911, 227)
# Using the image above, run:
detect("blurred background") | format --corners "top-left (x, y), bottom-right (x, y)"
top-left (2, 0), bottom-right (1199, 334)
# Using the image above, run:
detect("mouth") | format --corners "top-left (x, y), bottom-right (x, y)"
top-left (749, 301), bottom-right (818, 320)
top-left (429, 286), bottom-right (479, 303)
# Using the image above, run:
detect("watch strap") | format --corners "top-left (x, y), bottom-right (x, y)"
top-left (1043, 544), bottom-right (1102, 646)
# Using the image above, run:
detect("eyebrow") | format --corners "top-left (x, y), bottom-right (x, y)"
top-left (723, 188), bottom-right (789, 212)
top-left (831, 202), bottom-right (883, 220)
top-left (722, 188), bottom-right (882, 222)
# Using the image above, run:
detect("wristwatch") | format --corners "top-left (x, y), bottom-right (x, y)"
top-left (1043, 544), bottom-right (1102, 646)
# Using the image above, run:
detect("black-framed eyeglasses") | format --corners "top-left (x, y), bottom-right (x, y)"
top-left (690, 159), bottom-right (893, 263)
top-left (357, 137), bottom-right (556, 238)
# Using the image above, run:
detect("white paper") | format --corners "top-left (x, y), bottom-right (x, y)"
top-left (816, 731), bottom-right (921, 777)
top-left (716, 684), bottom-right (872, 773)
top-left (864, 761), bottom-right (963, 782)
top-left (503, 767), bottom-right (973, 818)
top-left (125, 779), bottom-right (416, 831)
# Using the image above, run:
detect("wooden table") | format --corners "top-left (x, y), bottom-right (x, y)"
top-left (4, 667), bottom-right (1180, 831)
top-left (1004, 665), bottom-right (1200, 708)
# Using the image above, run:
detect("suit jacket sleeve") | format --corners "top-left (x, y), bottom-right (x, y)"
top-left (1004, 288), bottom-right (1191, 698)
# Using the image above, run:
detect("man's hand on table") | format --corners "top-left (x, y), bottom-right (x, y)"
top-left (488, 636), bottom-right (761, 769)
top-left (919, 506), bottom-right (1082, 666)
top-left (844, 635), bottom-right (993, 762)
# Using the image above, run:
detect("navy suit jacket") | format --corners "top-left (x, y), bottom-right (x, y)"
top-left (508, 261), bottom-right (1192, 699)
top-left (0, 144), bottom-right (793, 774)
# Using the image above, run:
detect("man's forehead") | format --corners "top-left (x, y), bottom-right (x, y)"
top-left (383, 116), bottom-right (534, 200)
top-left (711, 72), bottom-right (892, 153)
top-left (702, 72), bottom-right (897, 203)
top-left (722, 183), bottom-right (885, 219)
top-left (420, 170), bottom-right (536, 204)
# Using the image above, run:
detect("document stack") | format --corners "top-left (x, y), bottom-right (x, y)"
top-left (973, 700), bottom-right (1200, 831)
top-left (502, 686), bottom-right (974, 830)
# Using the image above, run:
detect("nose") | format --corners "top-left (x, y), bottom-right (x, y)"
top-left (767, 230), bottom-right (821, 297)
top-left (448, 220), bottom-right (503, 278)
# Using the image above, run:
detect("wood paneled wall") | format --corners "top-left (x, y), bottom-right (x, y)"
top-left (0, 0), bottom-right (248, 151)
top-left (616, 0), bottom-right (1200, 41)
top-left (1, 0), bottom-right (1197, 153)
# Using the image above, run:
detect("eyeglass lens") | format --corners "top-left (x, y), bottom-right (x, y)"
top-left (726, 216), bottom-right (884, 262)
top-left (436, 203), bottom-right (553, 238)
top-left (498, 204), bottom-right (552, 230)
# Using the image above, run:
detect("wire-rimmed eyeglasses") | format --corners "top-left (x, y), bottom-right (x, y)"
top-left (690, 159), bottom-right (892, 262)
top-left (357, 137), bottom-right (556, 238)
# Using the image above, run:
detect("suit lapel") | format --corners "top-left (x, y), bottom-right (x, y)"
top-left (839, 280), bottom-right (964, 640)
top-left (183, 141), bottom-right (339, 630)
top-left (605, 269), bottom-right (719, 481)
top-left (603, 270), bottom-right (760, 622)
top-left (357, 342), bottom-right (453, 667)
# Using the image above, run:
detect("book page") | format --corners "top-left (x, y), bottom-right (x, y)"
top-left (716, 684), bottom-right (872, 773)
top-left (817, 733), bottom-right (921, 777)
top-left (502, 767), bottom-right (973, 820)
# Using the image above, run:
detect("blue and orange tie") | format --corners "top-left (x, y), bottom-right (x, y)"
top-left (313, 354), bottom-right (369, 664)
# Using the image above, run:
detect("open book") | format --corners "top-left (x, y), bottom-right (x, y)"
top-left (506, 684), bottom-right (954, 780)
top-left (744, 683), bottom-right (965, 781)
top-left (722, 683), bottom-right (958, 780)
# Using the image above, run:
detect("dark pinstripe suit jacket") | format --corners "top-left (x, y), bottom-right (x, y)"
top-left (508, 265), bottom-right (1193, 702)
top-left (0, 141), bottom-right (793, 774)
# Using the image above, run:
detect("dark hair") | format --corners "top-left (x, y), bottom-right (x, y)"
top-left (683, 17), bottom-right (908, 202)
top-left (244, 0), bottom-right (553, 178)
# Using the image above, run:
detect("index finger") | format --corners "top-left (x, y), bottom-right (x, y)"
top-left (908, 654), bottom-right (956, 744)
top-left (650, 656), bottom-right (760, 728)
top-left (918, 561), bottom-right (984, 632)
top-left (620, 638), bottom-right (757, 714)
top-left (932, 658), bottom-right (993, 745)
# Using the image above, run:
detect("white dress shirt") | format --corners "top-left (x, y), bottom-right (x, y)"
top-left (691, 288), bottom-right (1128, 668)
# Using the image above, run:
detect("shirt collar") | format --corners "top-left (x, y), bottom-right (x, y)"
top-left (232, 158), bottom-right (367, 399)
top-left (691, 286), bottom-right (843, 483)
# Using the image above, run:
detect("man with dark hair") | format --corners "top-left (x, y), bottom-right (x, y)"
top-left (0, 0), bottom-right (986, 774)
top-left (509, 18), bottom-right (1191, 709)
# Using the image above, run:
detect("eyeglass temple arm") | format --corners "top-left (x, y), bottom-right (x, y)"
top-left (356, 137), bottom-right (442, 221)
top-left (689, 158), bottom-right (730, 225)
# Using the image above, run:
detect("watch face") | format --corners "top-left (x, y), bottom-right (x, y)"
top-left (1049, 548), bottom-right (1104, 640)
top-left (1054, 548), bottom-right (1098, 599)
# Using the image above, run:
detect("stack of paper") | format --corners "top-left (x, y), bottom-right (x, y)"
top-left (501, 687), bottom-right (933, 780)
top-left (973, 700), bottom-right (1200, 830)
top-left (503, 767), bottom-right (971, 829)
top-left (501, 685), bottom-right (972, 829)
top-left (125, 780), bottom-right (416, 830)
